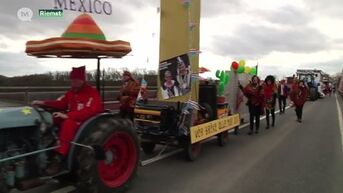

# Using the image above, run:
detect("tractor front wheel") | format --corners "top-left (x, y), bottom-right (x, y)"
top-left (76, 118), bottom-right (139, 193)
top-left (0, 180), bottom-right (8, 193)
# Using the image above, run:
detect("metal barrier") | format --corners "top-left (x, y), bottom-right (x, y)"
top-left (0, 86), bottom-right (158, 106)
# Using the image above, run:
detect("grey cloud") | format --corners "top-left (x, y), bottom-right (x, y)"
top-left (303, 0), bottom-right (343, 18)
top-left (258, 65), bottom-right (295, 80)
top-left (211, 24), bottom-right (329, 59)
top-left (254, 6), bottom-right (312, 26)
top-left (301, 59), bottom-right (343, 75)
top-left (201, 0), bottom-right (242, 17)
top-left (0, 51), bottom-right (48, 77)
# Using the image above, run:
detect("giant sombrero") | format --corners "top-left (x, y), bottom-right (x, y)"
top-left (26, 14), bottom-right (131, 58)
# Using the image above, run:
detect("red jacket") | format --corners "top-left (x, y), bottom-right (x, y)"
top-left (290, 86), bottom-right (308, 106)
top-left (43, 83), bottom-right (104, 122)
top-left (242, 84), bottom-right (264, 107)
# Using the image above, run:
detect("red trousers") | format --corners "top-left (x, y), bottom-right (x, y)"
top-left (54, 118), bottom-right (81, 157)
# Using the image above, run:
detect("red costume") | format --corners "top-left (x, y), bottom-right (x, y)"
top-left (242, 83), bottom-right (265, 109)
top-left (43, 67), bottom-right (103, 156)
top-left (290, 84), bottom-right (308, 107)
top-left (263, 84), bottom-right (277, 109)
top-left (240, 76), bottom-right (265, 134)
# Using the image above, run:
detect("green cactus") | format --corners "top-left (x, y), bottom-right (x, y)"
top-left (215, 70), bottom-right (230, 96)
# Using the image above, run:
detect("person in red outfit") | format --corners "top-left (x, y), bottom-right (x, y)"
top-left (290, 80), bottom-right (308, 123)
top-left (263, 75), bottom-right (277, 129)
top-left (239, 75), bottom-right (264, 135)
top-left (32, 66), bottom-right (103, 175)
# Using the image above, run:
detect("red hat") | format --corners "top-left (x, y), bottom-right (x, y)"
top-left (70, 66), bottom-right (86, 81)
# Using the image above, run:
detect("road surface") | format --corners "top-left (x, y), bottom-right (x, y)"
top-left (6, 95), bottom-right (343, 193)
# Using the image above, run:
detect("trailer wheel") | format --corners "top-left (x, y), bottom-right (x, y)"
top-left (141, 142), bottom-right (156, 155)
top-left (217, 131), bottom-right (229, 147)
top-left (76, 118), bottom-right (139, 193)
top-left (185, 142), bottom-right (202, 161)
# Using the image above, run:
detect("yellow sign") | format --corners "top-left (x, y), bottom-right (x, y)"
top-left (190, 114), bottom-right (240, 144)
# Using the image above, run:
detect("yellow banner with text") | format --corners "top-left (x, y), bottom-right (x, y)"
top-left (190, 114), bottom-right (240, 144)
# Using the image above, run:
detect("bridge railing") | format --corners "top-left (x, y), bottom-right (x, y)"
top-left (0, 86), bottom-right (158, 106)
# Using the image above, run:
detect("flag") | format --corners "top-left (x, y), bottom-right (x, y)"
top-left (199, 67), bottom-right (210, 74)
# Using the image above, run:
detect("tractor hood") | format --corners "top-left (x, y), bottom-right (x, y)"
top-left (0, 107), bottom-right (53, 129)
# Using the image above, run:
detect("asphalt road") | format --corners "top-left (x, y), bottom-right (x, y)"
top-left (4, 95), bottom-right (343, 193)
top-left (128, 95), bottom-right (343, 193)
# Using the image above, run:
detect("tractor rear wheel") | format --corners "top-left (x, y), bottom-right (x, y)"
top-left (76, 118), bottom-right (139, 193)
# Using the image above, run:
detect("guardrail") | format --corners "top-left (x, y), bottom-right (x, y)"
top-left (0, 86), bottom-right (158, 105)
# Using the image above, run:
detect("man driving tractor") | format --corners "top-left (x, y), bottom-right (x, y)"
top-left (32, 66), bottom-right (103, 176)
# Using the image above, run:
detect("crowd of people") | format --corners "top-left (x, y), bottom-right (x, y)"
top-left (239, 75), bottom-right (309, 135)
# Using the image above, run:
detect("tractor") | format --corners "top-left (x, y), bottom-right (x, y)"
top-left (0, 13), bottom-right (139, 193)
top-left (0, 106), bottom-right (139, 193)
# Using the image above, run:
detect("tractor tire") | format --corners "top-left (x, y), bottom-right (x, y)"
top-left (141, 142), bottom-right (156, 155)
top-left (0, 181), bottom-right (8, 193)
top-left (76, 118), bottom-right (139, 193)
top-left (217, 130), bottom-right (229, 147)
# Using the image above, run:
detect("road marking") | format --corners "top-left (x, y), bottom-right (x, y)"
top-left (335, 94), bottom-right (343, 151)
top-left (140, 149), bottom-right (183, 166)
top-left (141, 105), bottom-right (291, 166)
top-left (50, 186), bottom-right (75, 193)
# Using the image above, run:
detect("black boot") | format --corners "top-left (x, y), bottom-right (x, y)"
top-left (248, 130), bottom-right (253, 135)
top-left (45, 153), bottom-right (63, 176)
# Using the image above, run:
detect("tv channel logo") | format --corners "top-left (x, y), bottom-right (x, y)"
top-left (17, 7), bottom-right (33, 22)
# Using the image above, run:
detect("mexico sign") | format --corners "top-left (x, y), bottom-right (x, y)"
top-left (54, 0), bottom-right (112, 15)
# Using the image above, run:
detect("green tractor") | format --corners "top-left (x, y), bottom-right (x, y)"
top-left (0, 106), bottom-right (139, 193)
top-left (0, 13), bottom-right (139, 193)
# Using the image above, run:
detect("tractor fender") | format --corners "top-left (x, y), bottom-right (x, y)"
top-left (67, 112), bottom-right (116, 170)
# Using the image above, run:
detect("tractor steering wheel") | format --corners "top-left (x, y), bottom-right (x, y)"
top-left (32, 105), bottom-right (54, 129)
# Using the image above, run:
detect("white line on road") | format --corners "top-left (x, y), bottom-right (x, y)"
top-left (50, 186), bottom-right (75, 193)
top-left (335, 94), bottom-right (343, 152)
top-left (140, 149), bottom-right (183, 166)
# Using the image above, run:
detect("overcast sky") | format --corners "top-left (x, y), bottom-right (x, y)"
top-left (0, 0), bottom-right (343, 79)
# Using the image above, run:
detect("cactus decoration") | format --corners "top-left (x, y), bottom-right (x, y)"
top-left (215, 70), bottom-right (230, 96)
